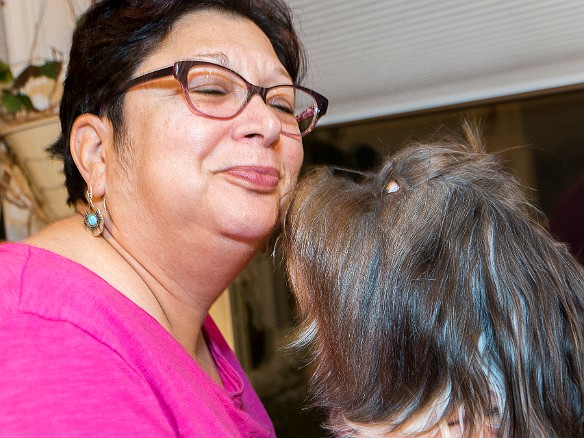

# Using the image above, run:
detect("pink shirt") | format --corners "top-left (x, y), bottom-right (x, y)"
top-left (0, 243), bottom-right (275, 437)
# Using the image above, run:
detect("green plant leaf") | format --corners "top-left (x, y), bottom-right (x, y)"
top-left (39, 61), bottom-right (62, 80)
top-left (0, 60), bottom-right (13, 84)
top-left (2, 89), bottom-right (36, 114)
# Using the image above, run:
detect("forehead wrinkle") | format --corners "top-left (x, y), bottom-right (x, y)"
top-left (194, 50), bottom-right (292, 84)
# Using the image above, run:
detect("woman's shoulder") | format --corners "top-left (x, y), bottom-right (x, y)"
top-left (0, 241), bottom-right (74, 312)
top-left (0, 237), bottom-right (100, 290)
top-left (0, 240), bottom-right (34, 269)
top-left (0, 234), bottom-right (154, 353)
top-left (25, 215), bottom-right (90, 261)
top-left (0, 296), bottom-right (176, 435)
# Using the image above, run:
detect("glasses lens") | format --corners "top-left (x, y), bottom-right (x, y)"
top-left (185, 64), bottom-right (319, 137)
top-left (185, 65), bottom-right (247, 118)
top-left (294, 89), bottom-right (318, 136)
top-left (267, 86), bottom-right (317, 136)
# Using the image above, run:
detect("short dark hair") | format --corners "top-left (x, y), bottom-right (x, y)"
top-left (280, 125), bottom-right (584, 437)
top-left (50, 0), bottom-right (306, 205)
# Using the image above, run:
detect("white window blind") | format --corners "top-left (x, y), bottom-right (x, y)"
top-left (289, 0), bottom-right (584, 125)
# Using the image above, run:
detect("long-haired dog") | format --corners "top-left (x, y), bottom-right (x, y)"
top-left (280, 126), bottom-right (584, 437)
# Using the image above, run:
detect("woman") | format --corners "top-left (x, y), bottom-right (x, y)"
top-left (0, 0), bottom-right (327, 435)
top-left (280, 126), bottom-right (584, 437)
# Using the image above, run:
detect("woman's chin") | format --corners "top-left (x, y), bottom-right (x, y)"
top-left (210, 196), bottom-right (278, 242)
top-left (216, 212), bottom-right (277, 246)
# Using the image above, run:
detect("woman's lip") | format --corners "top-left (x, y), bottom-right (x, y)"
top-left (222, 166), bottom-right (280, 191)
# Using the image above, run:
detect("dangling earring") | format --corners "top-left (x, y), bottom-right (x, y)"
top-left (102, 196), bottom-right (109, 215)
top-left (83, 187), bottom-right (104, 237)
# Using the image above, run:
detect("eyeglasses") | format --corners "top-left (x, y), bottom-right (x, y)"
top-left (118, 60), bottom-right (328, 137)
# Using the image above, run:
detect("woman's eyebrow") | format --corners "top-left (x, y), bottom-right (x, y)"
top-left (188, 51), bottom-right (229, 66)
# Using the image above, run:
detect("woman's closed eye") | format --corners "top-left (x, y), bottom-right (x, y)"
top-left (189, 85), bottom-right (229, 96)
top-left (267, 96), bottom-right (294, 115)
top-left (187, 72), bottom-right (234, 97)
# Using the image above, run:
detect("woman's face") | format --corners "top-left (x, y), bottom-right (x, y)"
top-left (108, 10), bottom-right (304, 249)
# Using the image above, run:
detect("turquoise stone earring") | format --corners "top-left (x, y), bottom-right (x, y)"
top-left (83, 188), bottom-right (104, 237)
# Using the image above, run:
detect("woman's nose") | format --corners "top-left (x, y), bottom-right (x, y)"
top-left (232, 94), bottom-right (282, 146)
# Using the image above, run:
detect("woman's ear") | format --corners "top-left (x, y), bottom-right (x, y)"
top-left (70, 113), bottom-right (112, 198)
